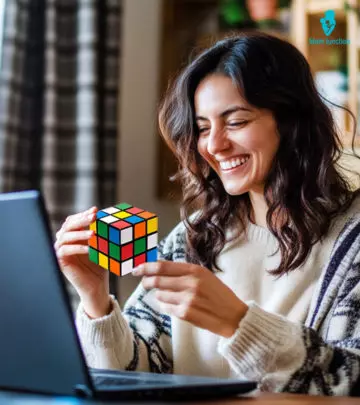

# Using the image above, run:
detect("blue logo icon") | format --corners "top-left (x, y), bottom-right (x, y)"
top-left (320, 10), bottom-right (336, 36)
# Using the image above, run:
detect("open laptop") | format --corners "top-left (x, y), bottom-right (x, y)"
top-left (0, 190), bottom-right (257, 400)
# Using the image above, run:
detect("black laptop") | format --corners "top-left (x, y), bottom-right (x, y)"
top-left (0, 190), bottom-right (257, 400)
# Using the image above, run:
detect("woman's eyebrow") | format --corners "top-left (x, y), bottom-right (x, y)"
top-left (195, 106), bottom-right (252, 121)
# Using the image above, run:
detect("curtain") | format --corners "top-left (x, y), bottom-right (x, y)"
top-left (0, 0), bottom-right (121, 303)
top-left (0, 0), bottom-right (46, 192)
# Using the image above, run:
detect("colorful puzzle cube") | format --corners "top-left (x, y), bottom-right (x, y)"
top-left (88, 203), bottom-right (158, 276)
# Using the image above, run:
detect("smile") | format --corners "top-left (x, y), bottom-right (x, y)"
top-left (219, 155), bottom-right (250, 172)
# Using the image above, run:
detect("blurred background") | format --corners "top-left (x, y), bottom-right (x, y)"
top-left (0, 0), bottom-right (359, 308)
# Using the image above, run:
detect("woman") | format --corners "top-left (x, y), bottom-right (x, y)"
top-left (55, 32), bottom-right (360, 395)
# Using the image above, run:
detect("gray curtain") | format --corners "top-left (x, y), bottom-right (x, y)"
top-left (0, 0), bottom-right (121, 300)
top-left (0, 0), bottom-right (46, 192)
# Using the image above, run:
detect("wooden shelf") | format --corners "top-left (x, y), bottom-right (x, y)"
top-left (306, 0), bottom-right (346, 18)
top-left (291, 0), bottom-right (360, 149)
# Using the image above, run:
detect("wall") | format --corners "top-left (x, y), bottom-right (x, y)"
top-left (117, 0), bottom-right (180, 305)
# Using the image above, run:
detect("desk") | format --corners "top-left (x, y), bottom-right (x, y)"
top-left (0, 391), bottom-right (359, 404)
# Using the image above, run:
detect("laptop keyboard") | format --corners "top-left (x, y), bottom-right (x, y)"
top-left (93, 375), bottom-right (147, 386)
top-left (93, 375), bottom-right (173, 387)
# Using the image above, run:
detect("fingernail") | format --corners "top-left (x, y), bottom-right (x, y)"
top-left (88, 214), bottom-right (95, 220)
top-left (132, 265), bottom-right (143, 276)
top-left (88, 230), bottom-right (94, 236)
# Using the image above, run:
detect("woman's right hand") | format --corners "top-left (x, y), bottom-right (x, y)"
top-left (54, 206), bottom-right (112, 318)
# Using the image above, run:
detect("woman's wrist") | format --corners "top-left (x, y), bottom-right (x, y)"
top-left (229, 301), bottom-right (249, 337)
top-left (81, 293), bottom-right (112, 319)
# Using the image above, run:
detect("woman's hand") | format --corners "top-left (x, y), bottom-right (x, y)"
top-left (54, 206), bottom-right (111, 318)
top-left (133, 261), bottom-right (248, 338)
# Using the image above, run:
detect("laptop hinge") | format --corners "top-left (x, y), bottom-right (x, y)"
top-left (73, 384), bottom-right (95, 399)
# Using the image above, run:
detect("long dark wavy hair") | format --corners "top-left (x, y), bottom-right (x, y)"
top-left (158, 32), bottom-right (360, 276)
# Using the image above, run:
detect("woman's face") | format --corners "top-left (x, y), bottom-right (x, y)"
top-left (195, 74), bottom-right (280, 196)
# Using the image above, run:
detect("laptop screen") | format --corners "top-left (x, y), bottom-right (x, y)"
top-left (0, 190), bottom-right (93, 396)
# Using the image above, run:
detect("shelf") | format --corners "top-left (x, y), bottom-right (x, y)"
top-left (306, 0), bottom-right (347, 19)
top-left (291, 0), bottom-right (360, 152)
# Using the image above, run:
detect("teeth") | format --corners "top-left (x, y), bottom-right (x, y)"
top-left (220, 156), bottom-right (249, 170)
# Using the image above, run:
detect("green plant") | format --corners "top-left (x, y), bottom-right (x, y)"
top-left (220, 0), bottom-right (248, 26)
top-left (219, 0), bottom-right (252, 29)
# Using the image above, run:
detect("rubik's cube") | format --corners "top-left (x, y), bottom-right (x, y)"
top-left (88, 203), bottom-right (158, 276)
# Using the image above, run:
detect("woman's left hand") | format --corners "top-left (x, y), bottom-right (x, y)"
top-left (132, 261), bottom-right (248, 338)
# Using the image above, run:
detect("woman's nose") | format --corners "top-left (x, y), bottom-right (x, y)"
top-left (207, 128), bottom-right (230, 156)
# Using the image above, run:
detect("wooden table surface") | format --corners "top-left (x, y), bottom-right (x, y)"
top-left (1, 391), bottom-right (359, 404)
top-left (188, 393), bottom-right (360, 404)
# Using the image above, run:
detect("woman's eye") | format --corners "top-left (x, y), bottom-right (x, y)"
top-left (228, 121), bottom-right (247, 127)
top-left (198, 127), bottom-right (209, 134)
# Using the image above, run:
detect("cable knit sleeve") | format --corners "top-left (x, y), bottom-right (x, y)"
top-left (217, 217), bottom-right (360, 396)
top-left (75, 221), bottom-right (186, 373)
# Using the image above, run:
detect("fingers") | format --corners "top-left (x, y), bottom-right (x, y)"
top-left (155, 291), bottom-right (212, 323)
top-left (157, 297), bottom-right (234, 337)
top-left (62, 207), bottom-right (97, 233)
top-left (57, 244), bottom-right (89, 260)
top-left (155, 291), bottom-right (194, 319)
top-left (133, 261), bottom-right (198, 277)
top-left (155, 289), bottom-right (183, 305)
top-left (141, 275), bottom-right (188, 291)
top-left (54, 230), bottom-right (94, 251)
top-left (155, 288), bottom-right (209, 313)
top-left (55, 207), bottom-right (97, 239)
top-left (64, 206), bottom-right (97, 225)
top-left (54, 206), bottom-right (97, 255)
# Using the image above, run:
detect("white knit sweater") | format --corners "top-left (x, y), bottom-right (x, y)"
top-left (75, 196), bottom-right (360, 395)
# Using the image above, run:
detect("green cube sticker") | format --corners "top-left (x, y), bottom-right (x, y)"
top-left (134, 237), bottom-right (146, 255)
top-left (98, 221), bottom-right (108, 238)
top-left (109, 243), bottom-right (120, 260)
top-left (115, 202), bottom-right (132, 210)
top-left (89, 247), bottom-right (98, 264)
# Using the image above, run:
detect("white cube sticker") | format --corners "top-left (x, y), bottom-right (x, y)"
top-left (121, 258), bottom-right (133, 276)
top-left (121, 227), bottom-right (133, 244)
top-left (102, 207), bottom-right (120, 214)
top-left (101, 215), bottom-right (120, 224)
top-left (147, 233), bottom-right (158, 250)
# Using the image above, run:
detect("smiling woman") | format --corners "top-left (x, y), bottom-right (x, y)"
top-left (158, 31), bottom-right (360, 276)
top-left (57, 32), bottom-right (360, 396)
top-left (195, 75), bottom-right (279, 198)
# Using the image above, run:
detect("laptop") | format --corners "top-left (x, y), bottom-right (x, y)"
top-left (0, 190), bottom-right (257, 400)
